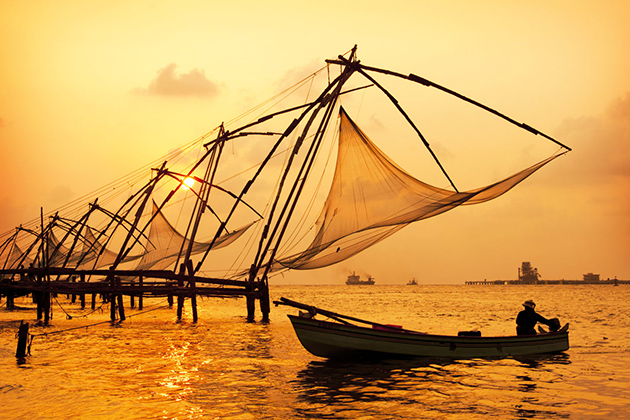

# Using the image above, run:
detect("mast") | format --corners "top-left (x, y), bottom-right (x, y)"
top-left (254, 47), bottom-right (359, 283)
top-left (110, 162), bottom-right (167, 270)
top-left (179, 124), bottom-right (226, 268)
top-left (235, 47), bottom-right (359, 321)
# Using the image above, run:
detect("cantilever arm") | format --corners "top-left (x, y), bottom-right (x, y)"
top-left (357, 63), bottom-right (572, 152)
top-left (333, 55), bottom-right (460, 192)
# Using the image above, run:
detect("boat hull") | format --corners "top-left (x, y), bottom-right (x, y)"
top-left (288, 315), bottom-right (569, 359)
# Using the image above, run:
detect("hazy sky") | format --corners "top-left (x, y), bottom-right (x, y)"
top-left (1, 0), bottom-right (629, 284)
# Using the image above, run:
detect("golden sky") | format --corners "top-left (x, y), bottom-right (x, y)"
top-left (1, 0), bottom-right (629, 283)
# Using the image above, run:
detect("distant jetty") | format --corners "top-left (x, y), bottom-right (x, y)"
top-left (466, 262), bottom-right (628, 285)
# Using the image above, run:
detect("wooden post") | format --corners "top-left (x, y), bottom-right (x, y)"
top-left (116, 277), bottom-right (125, 321)
top-left (117, 293), bottom-right (125, 321)
top-left (177, 294), bottom-right (184, 320)
top-left (177, 289), bottom-right (184, 321)
top-left (186, 260), bottom-right (198, 323)
top-left (36, 292), bottom-right (42, 320)
top-left (246, 291), bottom-right (255, 323)
top-left (260, 281), bottom-right (270, 323)
top-left (110, 274), bottom-right (116, 322)
top-left (80, 274), bottom-right (86, 309)
top-left (246, 266), bottom-right (256, 322)
top-left (15, 321), bottom-right (29, 359)
top-left (36, 275), bottom-right (43, 320)
top-left (190, 284), bottom-right (198, 323)
top-left (91, 293), bottom-right (96, 310)
top-left (43, 292), bottom-right (50, 324)
top-left (177, 263), bottom-right (185, 321)
top-left (138, 276), bottom-right (143, 310)
top-left (130, 280), bottom-right (135, 309)
top-left (71, 276), bottom-right (77, 303)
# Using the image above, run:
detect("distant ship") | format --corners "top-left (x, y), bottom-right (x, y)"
top-left (346, 272), bottom-right (375, 285)
top-left (407, 278), bottom-right (418, 285)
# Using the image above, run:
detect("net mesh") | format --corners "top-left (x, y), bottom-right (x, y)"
top-left (278, 107), bottom-right (562, 270)
top-left (132, 203), bottom-right (255, 271)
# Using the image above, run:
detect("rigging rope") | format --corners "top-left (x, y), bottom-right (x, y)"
top-left (23, 299), bottom-right (172, 355)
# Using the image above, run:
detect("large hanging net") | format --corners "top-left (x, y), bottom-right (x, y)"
top-left (278, 107), bottom-right (562, 270)
top-left (1, 242), bottom-right (32, 270)
top-left (132, 203), bottom-right (255, 271)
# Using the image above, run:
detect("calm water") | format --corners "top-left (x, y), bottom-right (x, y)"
top-left (1, 284), bottom-right (629, 419)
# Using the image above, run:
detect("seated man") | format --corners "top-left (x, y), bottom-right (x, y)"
top-left (516, 300), bottom-right (557, 335)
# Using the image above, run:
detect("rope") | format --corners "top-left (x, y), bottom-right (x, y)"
top-left (25, 300), bottom-right (172, 353)
top-left (51, 294), bottom-right (106, 319)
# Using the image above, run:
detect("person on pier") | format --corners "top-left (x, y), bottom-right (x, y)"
top-left (516, 300), bottom-right (559, 335)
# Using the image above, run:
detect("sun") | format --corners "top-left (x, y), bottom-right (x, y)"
top-left (182, 177), bottom-right (195, 190)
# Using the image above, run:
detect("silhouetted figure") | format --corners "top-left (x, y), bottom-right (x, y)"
top-left (516, 300), bottom-right (557, 335)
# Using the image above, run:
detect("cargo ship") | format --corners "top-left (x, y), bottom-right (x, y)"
top-left (346, 272), bottom-right (375, 285)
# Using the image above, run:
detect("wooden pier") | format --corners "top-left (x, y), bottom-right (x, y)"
top-left (464, 280), bottom-right (506, 285)
top-left (0, 266), bottom-right (269, 323)
top-left (465, 278), bottom-right (629, 286)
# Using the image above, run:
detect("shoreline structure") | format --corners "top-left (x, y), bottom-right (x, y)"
top-left (466, 261), bottom-right (627, 285)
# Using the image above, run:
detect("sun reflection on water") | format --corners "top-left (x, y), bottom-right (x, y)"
top-left (1, 285), bottom-right (629, 419)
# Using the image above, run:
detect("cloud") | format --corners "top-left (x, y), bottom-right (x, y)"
top-left (274, 59), bottom-right (325, 91)
top-left (136, 64), bottom-right (220, 97)
top-left (607, 91), bottom-right (630, 123)
top-left (555, 92), bottom-right (630, 185)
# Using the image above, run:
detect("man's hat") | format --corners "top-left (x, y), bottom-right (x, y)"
top-left (523, 300), bottom-right (536, 308)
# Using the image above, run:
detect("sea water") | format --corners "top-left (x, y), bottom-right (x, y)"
top-left (1, 284), bottom-right (629, 419)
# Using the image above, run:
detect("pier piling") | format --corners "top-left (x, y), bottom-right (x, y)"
top-left (1, 267), bottom-right (272, 323)
top-left (138, 277), bottom-right (144, 310)
top-left (15, 321), bottom-right (29, 359)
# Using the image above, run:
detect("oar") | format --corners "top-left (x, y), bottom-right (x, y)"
top-left (274, 297), bottom-right (424, 333)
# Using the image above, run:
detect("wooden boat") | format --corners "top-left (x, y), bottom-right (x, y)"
top-left (277, 298), bottom-right (569, 359)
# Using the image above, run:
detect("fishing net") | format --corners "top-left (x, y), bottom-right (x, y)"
top-left (277, 107), bottom-right (563, 270)
top-left (132, 203), bottom-right (255, 271)
top-left (34, 205), bottom-right (252, 272)
top-left (1, 242), bottom-right (32, 270)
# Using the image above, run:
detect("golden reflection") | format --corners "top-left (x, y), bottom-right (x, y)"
top-left (157, 340), bottom-right (197, 405)
top-left (291, 355), bottom-right (575, 418)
